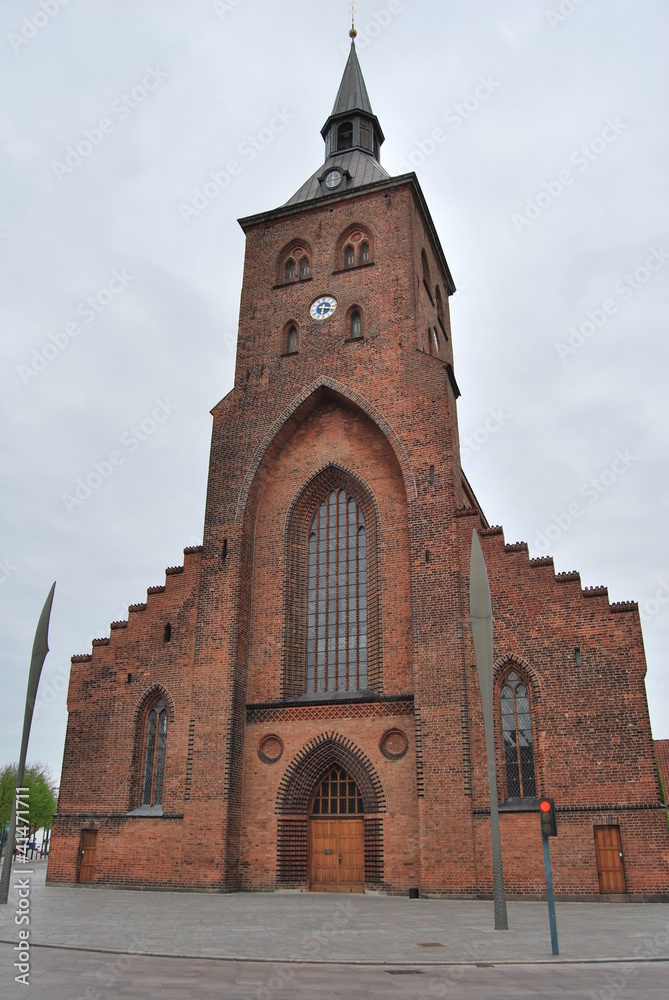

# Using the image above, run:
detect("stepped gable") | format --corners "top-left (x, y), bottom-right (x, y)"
top-left (472, 522), bottom-right (633, 616)
top-left (611, 600), bottom-right (639, 613)
top-left (69, 544), bottom-right (204, 662)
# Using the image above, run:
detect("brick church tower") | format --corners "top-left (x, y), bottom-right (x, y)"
top-left (48, 39), bottom-right (669, 899)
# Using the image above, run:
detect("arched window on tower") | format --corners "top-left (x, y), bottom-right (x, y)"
top-left (338, 228), bottom-right (373, 270)
top-left (337, 121), bottom-right (353, 150)
top-left (281, 244), bottom-right (312, 284)
top-left (431, 327), bottom-right (440, 355)
top-left (286, 325), bottom-right (298, 354)
top-left (436, 285), bottom-right (447, 338)
top-left (500, 670), bottom-right (536, 799)
top-left (306, 490), bottom-right (367, 695)
top-left (421, 249), bottom-right (431, 283)
top-left (349, 309), bottom-right (362, 340)
top-left (142, 698), bottom-right (168, 806)
top-left (421, 249), bottom-right (434, 304)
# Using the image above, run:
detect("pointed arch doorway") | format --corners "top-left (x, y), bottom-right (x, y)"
top-left (309, 766), bottom-right (365, 892)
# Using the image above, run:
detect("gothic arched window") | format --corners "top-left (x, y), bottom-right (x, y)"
top-left (436, 285), bottom-right (447, 338)
top-left (349, 309), bottom-right (362, 339)
top-left (286, 325), bottom-right (298, 354)
top-left (311, 766), bottom-right (363, 815)
top-left (142, 699), bottom-right (168, 806)
top-left (306, 490), bottom-right (367, 695)
top-left (421, 248), bottom-right (431, 286)
top-left (500, 670), bottom-right (536, 799)
top-left (338, 227), bottom-right (373, 270)
top-left (280, 242), bottom-right (312, 284)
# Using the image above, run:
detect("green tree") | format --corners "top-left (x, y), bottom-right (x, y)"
top-left (0, 762), bottom-right (58, 831)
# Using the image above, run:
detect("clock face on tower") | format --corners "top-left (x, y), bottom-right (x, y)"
top-left (310, 295), bottom-right (337, 321)
top-left (325, 169), bottom-right (343, 189)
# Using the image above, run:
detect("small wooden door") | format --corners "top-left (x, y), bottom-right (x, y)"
top-left (594, 825), bottom-right (626, 893)
top-left (78, 829), bottom-right (97, 884)
top-left (310, 818), bottom-right (364, 892)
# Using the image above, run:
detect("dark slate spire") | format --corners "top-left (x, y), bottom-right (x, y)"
top-left (285, 39), bottom-right (388, 206)
top-left (330, 40), bottom-right (374, 117)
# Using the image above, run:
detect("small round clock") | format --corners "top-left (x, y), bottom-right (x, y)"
top-left (325, 169), bottom-right (343, 190)
top-left (310, 295), bottom-right (337, 321)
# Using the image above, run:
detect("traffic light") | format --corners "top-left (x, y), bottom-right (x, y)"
top-left (539, 797), bottom-right (557, 838)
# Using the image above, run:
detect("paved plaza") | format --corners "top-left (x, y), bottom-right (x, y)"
top-left (0, 860), bottom-right (667, 997)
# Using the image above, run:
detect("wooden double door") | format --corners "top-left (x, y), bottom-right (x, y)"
top-left (310, 818), bottom-right (364, 892)
top-left (309, 765), bottom-right (365, 892)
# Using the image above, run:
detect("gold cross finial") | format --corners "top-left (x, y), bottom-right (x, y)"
top-left (349, 2), bottom-right (357, 38)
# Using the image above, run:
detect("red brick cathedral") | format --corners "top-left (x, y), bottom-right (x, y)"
top-left (49, 41), bottom-right (669, 899)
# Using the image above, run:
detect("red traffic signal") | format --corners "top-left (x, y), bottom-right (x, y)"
top-left (539, 797), bottom-right (557, 838)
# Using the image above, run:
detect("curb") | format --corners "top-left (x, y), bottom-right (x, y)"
top-left (2, 940), bottom-right (668, 967)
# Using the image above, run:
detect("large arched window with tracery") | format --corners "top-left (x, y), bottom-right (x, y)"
top-left (284, 469), bottom-right (380, 700)
top-left (306, 490), bottom-right (367, 694)
top-left (500, 670), bottom-right (536, 799)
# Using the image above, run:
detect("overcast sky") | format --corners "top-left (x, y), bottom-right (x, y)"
top-left (1, 0), bottom-right (667, 786)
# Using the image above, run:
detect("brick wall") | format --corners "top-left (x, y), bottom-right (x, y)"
top-left (48, 176), bottom-right (669, 899)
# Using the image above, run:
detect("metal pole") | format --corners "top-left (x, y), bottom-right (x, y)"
top-left (542, 834), bottom-right (559, 955)
top-left (0, 583), bottom-right (56, 905)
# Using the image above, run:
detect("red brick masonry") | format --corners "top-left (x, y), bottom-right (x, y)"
top-left (48, 174), bottom-right (669, 900)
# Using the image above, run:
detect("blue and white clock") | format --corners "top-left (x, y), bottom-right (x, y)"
top-left (310, 295), bottom-right (337, 321)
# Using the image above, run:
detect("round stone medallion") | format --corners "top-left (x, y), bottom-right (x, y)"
top-left (258, 734), bottom-right (283, 764)
top-left (380, 729), bottom-right (409, 760)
